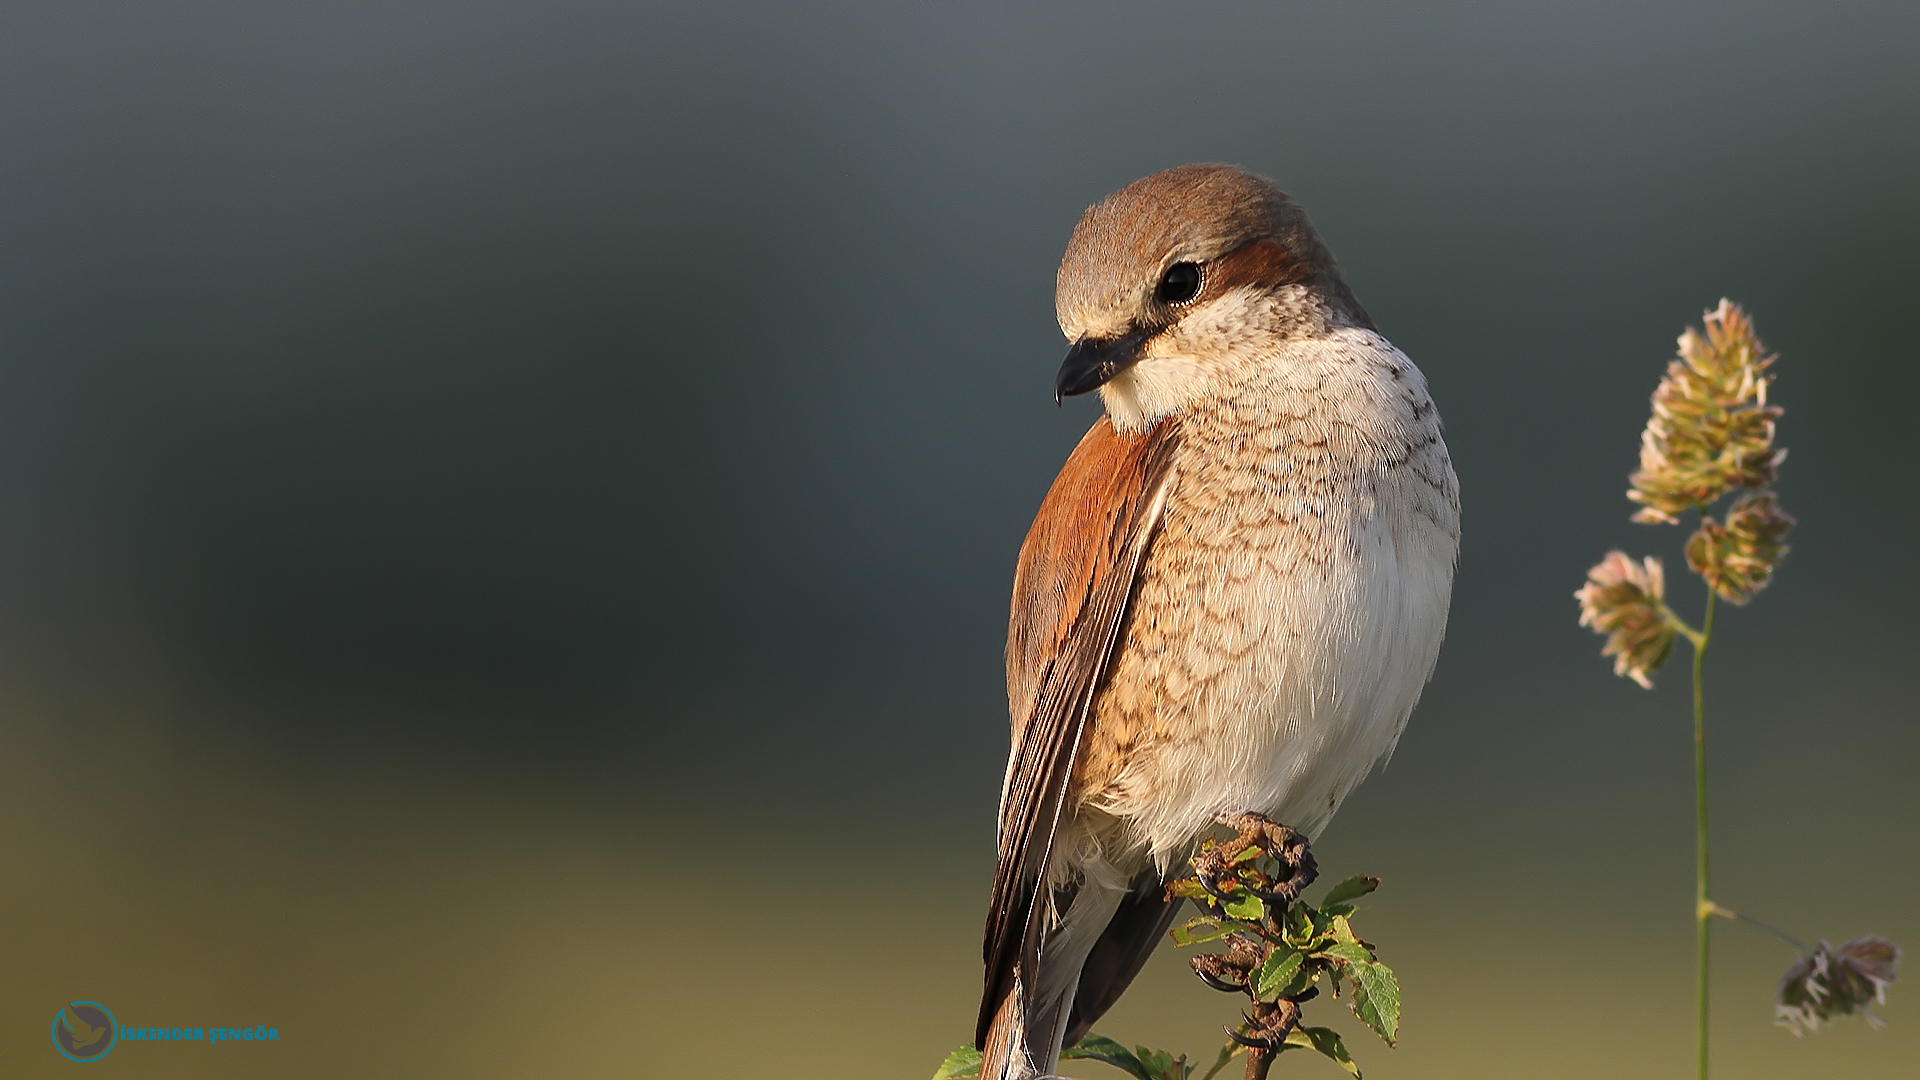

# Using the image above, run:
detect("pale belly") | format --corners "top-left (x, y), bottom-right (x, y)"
top-left (1073, 462), bottom-right (1457, 863)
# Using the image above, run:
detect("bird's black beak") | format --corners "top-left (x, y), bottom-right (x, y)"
top-left (1054, 327), bottom-right (1151, 404)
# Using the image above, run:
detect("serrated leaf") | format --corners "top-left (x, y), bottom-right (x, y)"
top-left (1284, 1026), bottom-right (1361, 1078)
top-left (1253, 949), bottom-right (1310, 1000)
top-left (1348, 960), bottom-right (1401, 1045)
top-left (1222, 892), bottom-right (1265, 920)
top-left (1319, 874), bottom-right (1381, 908)
top-left (1319, 902), bottom-right (1357, 918)
top-left (1063, 1033), bottom-right (1155, 1080)
top-left (932, 1044), bottom-right (982, 1079)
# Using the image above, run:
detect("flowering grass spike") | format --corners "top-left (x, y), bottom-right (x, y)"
top-left (1685, 491), bottom-right (1795, 605)
top-left (1777, 937), bottom-right (1901, 1035)
top-left (1574, 552), bottom-right (1678, 688)
top-left (1575, 300), bottom-right (1895, 1080)
top-left (1628, 299), bottom-right (1784, 524)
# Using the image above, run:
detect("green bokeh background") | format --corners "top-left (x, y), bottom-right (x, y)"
top-left (1, 2), bottom-right (1914, 1077)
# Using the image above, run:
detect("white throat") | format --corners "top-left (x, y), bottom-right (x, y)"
top-left (1097, 357), bottom-right (1210, 433)
top-left (1094, 288), bottom-right (1290, 433)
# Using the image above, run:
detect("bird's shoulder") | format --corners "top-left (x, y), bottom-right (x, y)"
top-left (1005, 415), bottom-right (1179, 735)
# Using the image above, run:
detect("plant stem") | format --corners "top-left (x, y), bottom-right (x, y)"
top-left (1692, 589), bottom-right (1717, 1080)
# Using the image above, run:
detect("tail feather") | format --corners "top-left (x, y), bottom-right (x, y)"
top-left (1063, 879), bottom-right (1182, 1047)
top-left (978, 969), bottom-right (1038, 1080)
top-left (977, 868), bottom-right (1136, 1080)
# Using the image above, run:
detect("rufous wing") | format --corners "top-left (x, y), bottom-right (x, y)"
top-left (976, 415), bottom-right (1180, 1055)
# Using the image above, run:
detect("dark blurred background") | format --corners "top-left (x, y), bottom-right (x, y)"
top-left (1, 2), bottom-right (1914, 1077)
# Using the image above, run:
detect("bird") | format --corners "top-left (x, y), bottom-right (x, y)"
top-left (976, 164), bottom-right (1459, 1080)
top-left (63, 1007), bottom-right (108, 1050)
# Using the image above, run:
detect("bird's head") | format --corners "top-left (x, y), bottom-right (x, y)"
top-left (1053, 163), bottom-right (1371, 429)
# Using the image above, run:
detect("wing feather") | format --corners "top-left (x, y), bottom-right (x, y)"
top-left (976, 415), bottom-right (1180, 1051)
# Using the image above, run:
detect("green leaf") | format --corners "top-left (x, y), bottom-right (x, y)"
top-left (1063, 1033), bottom-right (1156, 1080)
top-left (1319, 874), bottom-right (1381, 908)
top-left (1283, 1026), bottom-right (1361, 1078)
top-left (1222, 891), bottom-right (1265, 921)
top-left (1134, 1046), bottom-right (1184, 1080)
top-left (1253, 949), bottom-right (1311, 1000)
top-left (1170, 915), bottom-right (1246, 947)
top-left (932, 1044), bottom-right (982, 1080)
top-left (1347, 960), bottom-right (1402, 1046)
top-left (1320, 942), bottom-right (1374, 965)
top-left (1324, 914), bottom-right (1363, 946)
top-left (1284, 900), bottom-right (1315, 944)
top-left (1319, 902), bottom-right (1357, 918)
top-left (1197, 1040), bottom-right (1245, 1080)
top-left (1282, 907), bottom-right (1339, 953)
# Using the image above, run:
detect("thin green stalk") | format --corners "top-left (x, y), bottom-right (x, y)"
top-left (1704, 902), bottom-right (1813, 954)
top-left (1692, 589), bottom-right (1717, 1080)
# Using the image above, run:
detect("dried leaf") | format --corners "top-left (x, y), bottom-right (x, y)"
top-left (1171, 915), bottom-right (1244, 947)
top-left (1167, 879), bottom-right (1212, 900)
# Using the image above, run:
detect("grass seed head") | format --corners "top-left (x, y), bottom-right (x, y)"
top-left (1686, 491), bottom-right (1795, 604)
top-left (1628, 299), bottom-right (1784, 524)
top-left (1575, 551), bottom-right (1677, 688)
top-left (1777, 937), bottom-right (1901, 1035)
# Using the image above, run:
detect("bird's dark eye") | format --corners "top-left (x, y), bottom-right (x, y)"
top-left (1156, 262), bottom-right (1203, 305)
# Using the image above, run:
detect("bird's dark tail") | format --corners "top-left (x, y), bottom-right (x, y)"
top-left (1062, 878), bottom-right (1183, 1047)
top-left (977, 870), bottom-right (1176, 1079)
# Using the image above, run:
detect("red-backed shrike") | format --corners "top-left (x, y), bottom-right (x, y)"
top-left (977, 164), bottom-right (1459, 1079)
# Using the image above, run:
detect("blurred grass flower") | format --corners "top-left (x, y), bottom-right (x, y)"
top-left (1580, 299), bottom-right (1793, 686)
top-left (1575, 301), bottom-right (1899, 1078)
top-left (1628, 299), bottom-right (1784, 524)
top-left (1575, 552), bottom-right (1678, 688)
top-left (1685, 491), bottom-right (1795, 604)
top-left (1776, 937), bottom-right (1901, 1035)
